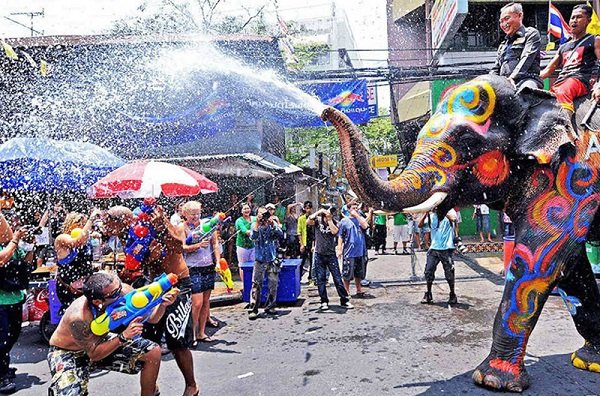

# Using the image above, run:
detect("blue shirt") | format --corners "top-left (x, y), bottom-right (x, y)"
top-left (338, 217), bottom-right (366, 258)
top-left (251, 223), bottom-right (283, 262)
top-left (429, 212), bottom-right (455, 251)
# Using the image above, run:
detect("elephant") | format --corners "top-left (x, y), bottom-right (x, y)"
top-left (321, 74), bottom-right (600, 392)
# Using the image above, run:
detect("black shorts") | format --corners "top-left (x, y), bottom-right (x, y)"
top-left (189, 266), bottom-right (215, 294)
top-left (142, 276), bottom-right (194, 350)
top-left (342, 256), bottom-right (366, 281)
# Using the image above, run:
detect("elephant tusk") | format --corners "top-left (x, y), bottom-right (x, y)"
top-left (403, 192), bottom-right (448, 214)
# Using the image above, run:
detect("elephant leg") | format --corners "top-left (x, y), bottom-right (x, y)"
top-left (556, 245), bottom-right (600, 373)
top-left (472, 238), bottom-right (566, 392)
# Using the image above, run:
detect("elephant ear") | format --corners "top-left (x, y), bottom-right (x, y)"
top-left (513, 86), bottom-right (577, 164)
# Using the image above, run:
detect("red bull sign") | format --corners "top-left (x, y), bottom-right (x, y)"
top-left (299, 79), bottom-right (371, 126)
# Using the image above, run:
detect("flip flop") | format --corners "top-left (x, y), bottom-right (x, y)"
top-left (206, 319), bottom-right (220, 328)
top-left (196, 336), bottom-right (214, 343)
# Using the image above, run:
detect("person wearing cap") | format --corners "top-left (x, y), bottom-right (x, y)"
top-left (265, 203), bottom-right (280, 225)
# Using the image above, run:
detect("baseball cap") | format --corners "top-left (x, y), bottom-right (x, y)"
top-left (265, 203), bottom-right (276, 209)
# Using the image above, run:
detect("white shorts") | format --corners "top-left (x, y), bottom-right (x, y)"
top-left (393, 225), bottom-right (411, 242)
top-left (236, 246), bottom-right (255, 266)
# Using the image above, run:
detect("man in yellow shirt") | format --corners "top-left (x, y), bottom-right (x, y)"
top-left (298, 201), bottom-right (314, 283)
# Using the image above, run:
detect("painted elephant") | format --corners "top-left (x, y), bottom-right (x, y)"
top-left (322, 74), bottom-right (600, 392)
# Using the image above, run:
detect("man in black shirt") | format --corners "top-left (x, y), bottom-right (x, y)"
top-left (491, 3), bottom-right (543, 89)
top-left (307, 206), bottom-right (352, 311)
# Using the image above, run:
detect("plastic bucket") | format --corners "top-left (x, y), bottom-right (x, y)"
top-left (585, 241), bottom-right (600, 275)
top-left (503, 236), bottom-right (515, 274)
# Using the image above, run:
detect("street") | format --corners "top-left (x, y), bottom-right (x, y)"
top-left (10, 250), bottom-right (600, 395)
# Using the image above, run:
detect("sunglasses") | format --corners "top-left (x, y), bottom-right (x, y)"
top-left (103, 282), bottom-right (122, 300)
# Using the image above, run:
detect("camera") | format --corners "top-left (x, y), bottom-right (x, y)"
top-left (261, 211), bottom-right (271, 221)
top-left (24, 225), bottom-right (43, 236)
top-left (321, 204), bottom-right (336, 215)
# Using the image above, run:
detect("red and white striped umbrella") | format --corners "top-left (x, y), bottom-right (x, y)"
top-left (88, 160), bottom-right (218, 198)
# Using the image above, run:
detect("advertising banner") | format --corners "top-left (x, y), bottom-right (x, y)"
top-left (300, 79), bottom-right (371, 126)
top-left (431, 0), bottom-right (468, 57)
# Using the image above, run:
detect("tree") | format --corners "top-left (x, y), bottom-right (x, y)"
top-left (110, 0), bottom-right (269, 35)
top-left (285, 113), bottom-right (400, 168)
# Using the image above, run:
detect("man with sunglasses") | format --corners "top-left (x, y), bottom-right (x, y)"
top-left (48, 271), bottom-right (178, 396)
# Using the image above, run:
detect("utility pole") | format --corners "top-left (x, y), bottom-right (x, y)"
top-left (6, 9), bottom-right (44, 37)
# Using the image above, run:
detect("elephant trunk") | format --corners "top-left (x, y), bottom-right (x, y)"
top-left (322, 107), bottom-right (441, 212)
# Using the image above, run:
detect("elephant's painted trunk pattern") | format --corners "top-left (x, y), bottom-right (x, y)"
top-left (322, 106), bottom-right (432, 211)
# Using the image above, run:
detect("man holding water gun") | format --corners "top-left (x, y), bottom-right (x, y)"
top-left (47, 271), bottom-right (178, 396)
top-left (103, 203), bottom-right (199, 396)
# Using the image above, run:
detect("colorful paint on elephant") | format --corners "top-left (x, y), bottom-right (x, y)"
top-left (504, 157), bottom-right (600, 365)
top-left (393, 79), bottom-right (508, 193)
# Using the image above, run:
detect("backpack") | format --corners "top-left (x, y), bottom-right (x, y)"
top-left (0, 249), bottom-right (32, 292)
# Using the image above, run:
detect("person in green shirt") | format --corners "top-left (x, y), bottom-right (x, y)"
top-left (272, 196), bottom-right (287, 226)
top-left (372, 212), bottom-right (387, 255)
top-left (235, 204), bottom-right (256, 283)
top-left (392, 212), bottom-right (411, 255)
top-left (0, 212), bottom-right (31, 393)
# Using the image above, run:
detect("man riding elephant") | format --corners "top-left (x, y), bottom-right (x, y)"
top-left (540, 4), bottom-right (600, 116)
top-left (322, 74), bottom-right (600, 392)
top-left (491, 2), bottom-right (543, 90)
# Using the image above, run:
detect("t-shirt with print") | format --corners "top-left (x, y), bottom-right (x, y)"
top-left (556, 34), bottom-right (597, 87)
top-left (314, 217), bottom-right (338, 256)
top-left (338, 217), bottom-right (366, 258)
top-left (374, 214), bottom-right (386, 226)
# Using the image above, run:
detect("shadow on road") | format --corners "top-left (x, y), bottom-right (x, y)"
top-left (14, 373), bottom-right (44, 393)
top-left (394, 352), bottom-right (600, 395)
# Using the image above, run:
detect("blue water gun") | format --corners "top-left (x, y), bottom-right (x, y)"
top-left (90, 272), bottom-right (178, 336)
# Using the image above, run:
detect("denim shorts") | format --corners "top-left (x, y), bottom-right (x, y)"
top-left (189, 266), bottom-right (216, 294)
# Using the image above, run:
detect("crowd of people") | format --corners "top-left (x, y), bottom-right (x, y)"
top-left (0, 191), bottom-right (412, 395)
top-left (2, 2), bottom-right (599, 394)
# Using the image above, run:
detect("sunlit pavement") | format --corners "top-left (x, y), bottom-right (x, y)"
top-left (10, 250), bottom-right (600, 395)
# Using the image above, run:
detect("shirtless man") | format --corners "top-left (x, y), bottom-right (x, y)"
top-left (47, 271), bottom-right (178, 396)
top-left (103, 204), bottom-right (199, 396)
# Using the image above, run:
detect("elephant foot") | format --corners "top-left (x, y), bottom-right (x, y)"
top-left (472, 355), bottom-right (530, 393)
top-left (571, 342), bottom-right (600, 373)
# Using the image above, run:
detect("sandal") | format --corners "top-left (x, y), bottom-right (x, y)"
top-left (355, 292), bottom-right (366, 298)
top-left (206, 319), bottom-right (220, 328)
top-left (196, 336), bottom-right (214, 343)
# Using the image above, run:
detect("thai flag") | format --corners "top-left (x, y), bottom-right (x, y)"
top-left (549, 2), bottom-right (572, 43)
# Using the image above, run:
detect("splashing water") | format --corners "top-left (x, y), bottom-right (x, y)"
top-left (0, 37), bottom-right (327, 159)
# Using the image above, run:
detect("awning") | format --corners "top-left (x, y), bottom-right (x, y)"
top-left (392, 0), bottom-right (424, 21)
top-left (397, 81), bottom-right (430, 122)
top-left (153, 152), bottom-right (303, 179)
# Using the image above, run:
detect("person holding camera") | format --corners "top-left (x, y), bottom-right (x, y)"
top-left (307, 206), bottom-right (352, 311)
top-left (420, 209), bottom-right (458, 305)
top-left (248, 207), bottom-right (284, 320)
top-left (0, 211), bottom-right (34, 393)
top-left (337, 201), bottom-right (370, 297)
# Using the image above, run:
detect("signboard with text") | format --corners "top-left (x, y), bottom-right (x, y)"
top-left (431, 0), bottom-right (468, 57)
top-left (367, 84), bottom-right (378, 117)
top-left (370, 155), bottom-right (398, 169)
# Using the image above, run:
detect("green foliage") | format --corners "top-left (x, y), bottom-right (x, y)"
top-left (285, 114), bottom-right (399, 167)
top-left (287, 42), bottom-right (330, 72)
